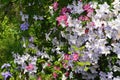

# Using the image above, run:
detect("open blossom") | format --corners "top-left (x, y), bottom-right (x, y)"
top-left (64, 54), bottom-right (70, 60)
top-left (90, 22), bottom-right (95, 26)
top-left (1, 63), bottom-right (11, 69)
top-left (24, 63), bottom-right (37, 74)
top-left (54, 66), bottom-right (60, 70)
top-left (56, 14), bottom-right (68, 26)
top-left (53, 72), bottom-right (58, 78)
top-left (65, 72), bottom-right (69, 77)
top-left (1, 72), bottom-right (12, 80)
top-left (20, 22), bottom-right (29, 31)
top-left (63, 63), bottom-right (67, 68)
top-left (79, 16), bottom-right (89, 21)
top-left (87, 7), bottom-right (94, 13)
top-left (83, 4), bottom-right (94, 14)
top-left (26, 64), bottom-right (34, 71)
top-left (72, 53), bottom-right (79, 61)
top-left (47, 63), bottom-right (51, 67)
top-left (29, 36), bottom-right (34, 42)
top-left (83, 4), bottom-right (91, 10)
top-left (61, 7), bottom-right (71, 15)
top-left (79, 0), bottom-right (82, 2)
top-left (53, 2), bottom-right (58, 11)
top-left (37, 76), bottom-right (42, 80)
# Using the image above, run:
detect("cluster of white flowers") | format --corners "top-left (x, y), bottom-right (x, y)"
top-left (53, 0), bottom-right (120, 79)
top-left (13, 53), bottom-right (37, 74)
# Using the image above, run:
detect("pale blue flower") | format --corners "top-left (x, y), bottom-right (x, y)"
top-left (20, 22), bottom-right (29, 31)
top-left (1, 72), bottom-right (12, 80)
top-left (29, 37), bottom-right (34, 42)
top-left (1, 63), bottom-right (11, 69)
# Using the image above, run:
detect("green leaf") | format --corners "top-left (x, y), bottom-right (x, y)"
top-left (79, 46), bottom-right (85, 51)
top-left (77, 61), bottom-right (90, 66)
top-left (37, 59), bottom-right (46, 63)
top-left (84, 67), bottom-right (89, 71)
top-left (1, 16), bottom-right (8, 26)
top-left (10, 77), bottom-right (15, 80)
top-left (54, 61), bottom-right (60, 66)
top-left (71, 45), bottom-right (85, 51)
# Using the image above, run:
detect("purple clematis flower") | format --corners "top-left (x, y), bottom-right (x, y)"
top-left (20, 22), bottom-right (29, 31)
top-left (1, 63), bottom-right (11, 69)
top-left (1, 72), bottom-right (12, 80)
top-left (29, 36), bottom-right (34, 42)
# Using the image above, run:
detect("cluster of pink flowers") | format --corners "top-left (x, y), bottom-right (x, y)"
top-left (56, 14), bottom-right (68, 26)
top-left (64, 53), bottom-right (79, 61)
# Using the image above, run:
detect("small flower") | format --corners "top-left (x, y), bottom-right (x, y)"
top-left (61, 7), bottom-right (71, 15)
top-left (24, 63), bottom-right (37, 74)
top-left (64, 54), bottom-right (70, 60)
top-left (56, 14), bottom-right (68, 27)
top-left (87, 8), bottom-right (94, 13)
top-left (79, 16), bottom-right (89, 21)
top-left (20, 22), bottom-right (29, 31)
top-left (53, 2), bottom-right (58, 11)
top-left (72, 53), bottom-right (79, 61)
top-left (79, 0), bottom-right (82, 2)
top-left (63, 62), bottom-right (67, 68)
top-left (54, 66), bottom-right (60, 70)
top-left (1, 72), bottom-right (12, 80)
top-left (29, 36), bottom-right (34, 42)
top-left (25, 64), bottom-right (34, 71)
top-left (47, 63), bottom-right (51, 67)
top-left (83, 4), bottom-right (91, 11)
top-left (56, 15), bottom-right (67, 24)
top-left (33, 15), bottom-right (38, 20)
top-left (53, 72), bottom-right (58, 78)
top-left (90, 22), bottom-right (95, 26)
top-left (65, 72), bottom-right (69, 77)
top-left (107, 72), bottom-right (113, 79)
top-left (37, 76), bottom-right (42, 80)
top-left (1, 63), bottom-right (11, 69)
top-left (83, 4), bottom-right (94, 16)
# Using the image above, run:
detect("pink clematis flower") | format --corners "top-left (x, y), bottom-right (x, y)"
top-left (63, 63), bottom-right (67, 68)
top-left (47, 63), bottom-right (51, 67)
top-left (53, 72), bottom-right (58, 78)
top-left (90, 22), bottom-right (95, 26)
top-left (26, 64), bottom-right (34, 71)
top-left (37, 76), bottom-right (42, 80)
top-left (65, 72), bottom-right (69, 77)
top-left (72, 53), bottom-right (79, 61)
top-left (87, 8), bottom-right (94, 13)
top-left (61, 7), bottom-right (71, 15)
top-left (54, 66), bottom-right (60, 70)
top-left (79, 0), bottom-right (82, 2)
top-left (83, 4), bottom-right (91, 11)
top-left (64, 54), bottom-right (70, 60)
top-left (56, 14), bottom-right (68, 26)
top-left (83, 4), bottom-right (94, 15)
top-left (53, 2), bottom-right (58, 11)
top-left (79, 16), bottom-right (89, 21)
